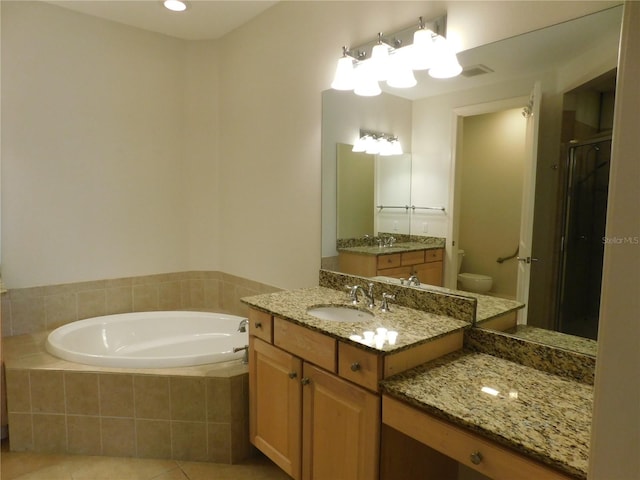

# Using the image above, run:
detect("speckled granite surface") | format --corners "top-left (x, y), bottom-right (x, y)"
top-left (336, 235), bottom-right (445, 250)
top-left (503, 325), bottom-right (597, 358)
top-left (466, 327), bottom-right (596, 385)
top-left (373, 276), bottom-right (524, 322)
top-left (241, 286), bottom-right (468, 354)
top-left (319, 270), bottom-right (477, 323)
top-left (381, 350), bottom-right (593, 479)
top-left (337, 241), bottom-right (443, 256)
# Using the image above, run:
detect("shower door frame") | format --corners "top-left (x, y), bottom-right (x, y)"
top-left (556, 134), bottom-right (612, 339)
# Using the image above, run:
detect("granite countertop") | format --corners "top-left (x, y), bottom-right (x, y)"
top-left (381, 350), bottom-right (593, 479)
top-left (241, 286), bottom-right (468, 354)
top-left (338, 241), bottom-right (443, 256)
top-left (373, 276), bottom-right (524, 322)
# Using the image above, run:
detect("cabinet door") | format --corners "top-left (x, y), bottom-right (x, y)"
top-left (414, 261), bottom-right (443, 286)
top-left (302, 363), bottom-right (380, 480)
top-left (249, 337), bottom-right (302, 479)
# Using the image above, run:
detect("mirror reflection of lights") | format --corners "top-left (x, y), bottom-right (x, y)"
top-left (350, 329), bottom-right (398, 348)
top-left (481, 386), bottom-right (500, 397)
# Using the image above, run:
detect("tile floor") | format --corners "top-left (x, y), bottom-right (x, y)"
top-left (1, 440), bottom-right (291, 480)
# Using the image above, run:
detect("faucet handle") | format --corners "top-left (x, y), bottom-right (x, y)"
top-left (380, 293), bottom-right (396, 312)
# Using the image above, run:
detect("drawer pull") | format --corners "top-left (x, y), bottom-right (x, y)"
top-left (301, 377), bottom-right (311, 386)
top-left (470, 451), bottom-right (483, 465)
top-left (254, 322), bottom-right (262, 329)
top-left (350, 362), bottom-right (361, 372)
top-left (288, 372), bottom-right (297, 379)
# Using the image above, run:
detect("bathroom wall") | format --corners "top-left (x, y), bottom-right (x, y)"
top-left (458, 108), bottom-right (526, 298)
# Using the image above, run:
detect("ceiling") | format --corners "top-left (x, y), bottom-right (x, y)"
top-left (45, 0), bottom-right (279, 40)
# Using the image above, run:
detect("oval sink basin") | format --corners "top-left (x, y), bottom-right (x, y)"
top-left (307, 305), bottom-right (374, 322)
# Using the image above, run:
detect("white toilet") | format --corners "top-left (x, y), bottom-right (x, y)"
top-left (456, 250), bottom-right (493, 293)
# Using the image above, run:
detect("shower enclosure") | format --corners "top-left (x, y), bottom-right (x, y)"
top-left (556, 135), bottom-right (611, 340)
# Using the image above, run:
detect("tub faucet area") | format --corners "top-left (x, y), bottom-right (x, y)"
top-left (238, 318), bottom-right (249, 332)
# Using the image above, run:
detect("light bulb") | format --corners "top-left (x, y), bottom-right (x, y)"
top-left (352, 135), bottom-right (369, 152)
top-left (354, 61), bottom-right (381, 97)
top-left (428, 36), bottom-right (462, 79)
top-left (412, 28), bottom-right (435, 70)
top-left (164, 0), bottom-right (187, 12)
top-left (386, 47), bottom-right (417, 89)
top-left (370, 43), bottom-right (390, 81)
top-left (331, 56), bottom-right (355, 90)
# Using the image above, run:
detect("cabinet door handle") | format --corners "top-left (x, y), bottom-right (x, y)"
top-left (350, 362), bottom-right (361, 372)
top-left (301, 377), bottom-right (311, 386)
top-left (470, 451), bottom-right (483, 465)
top-left (288, 372), bottom-right (297, 379)
top-left (254, 322), bottom-right (262, 329)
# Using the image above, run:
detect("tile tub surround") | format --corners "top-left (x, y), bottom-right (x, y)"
top-left (381, 350), bottom-right (593, 479)
top-left (1, 271), bottom-right (280, 337)
top-left (319, 269), bottom-right (477, 323)
top-left (3, 333), bottom-right (252, 463)
top-left (465, 327), bottom-right (596, 385)
top-left (241, 286), bottom-right (469, 354)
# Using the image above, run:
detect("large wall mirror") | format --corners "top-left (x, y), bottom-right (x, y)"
top-left (321, 6), bottom-right (623, 357)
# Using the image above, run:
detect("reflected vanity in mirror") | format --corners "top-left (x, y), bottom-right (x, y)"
top-left (321, 6), bottom-right (623, 358)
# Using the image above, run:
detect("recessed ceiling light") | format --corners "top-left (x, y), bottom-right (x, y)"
top-left (163, 0), bottom-right (187, 12)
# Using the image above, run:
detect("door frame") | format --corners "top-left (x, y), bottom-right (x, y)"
top-left (446, 95), bottom-right (530, 294)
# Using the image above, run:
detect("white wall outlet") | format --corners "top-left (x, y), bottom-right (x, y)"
top-left (422, 222), bottom-right (428, 233)
top-left (393, 221), bottom-right (399, 232)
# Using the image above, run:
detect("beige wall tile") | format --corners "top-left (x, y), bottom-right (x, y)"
top-left (134, 376), bottom-right (170, 420)
top-left (170, 377), bottom-right (205, 422)
top-left (188, 279), bottom-right (205, 308)
top-left (99, 374), bottom-right (134, 417)
top-left (10, 296), bottom-right (45, 335)
top-left (101, 417), bottom-right (136, 457)
top-left (230, 418), bottom-right (251, 463)
top-left (44, 292), bottom-right (77, 329)
top-left (65, 372), bottom-right (99, 415)
top-left (133, 285), bottom-right (159, 312)
top-left (206, 378), bottom-right (230, 423)
top-left (229, 374), bottom-right (249, 423)
top-left (5, 369), bottom-right (31, 413)
top-left (136, 419), bottom-right (171, 459)
top-left (7, 413), bottom-right (33, 451)
top-left (32, 413), bottom-right (66, 453)
top-left (171, 421), bottom-right (207, 461)
top-left (31, 371), bottom-right (64, 414)
top-left (67, 415), bottom-right (102, 455)
top-left (207, 422), bottom-right (231, 463)
top-left (77, 289), bottom-right (106, 320)
top-left (105, 286), bottom-right (133, 314)
top-left (203, 279), bottom-right (220, 310)
top-left (158, 282), bottom-right (182, 310)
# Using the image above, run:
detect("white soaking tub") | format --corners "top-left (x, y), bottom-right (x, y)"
top-left (45, 311), bottom-right (249, 368)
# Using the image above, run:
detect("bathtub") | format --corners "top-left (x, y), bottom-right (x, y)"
top-left (45, 311), bottom-right (249, 368)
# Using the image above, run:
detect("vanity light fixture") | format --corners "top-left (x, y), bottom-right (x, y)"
top-left (352, 130), bottom-right (403, 156)
top-left (331, 14), bottom-right (462, 96)
top-left (163, 0), bottom-right (187, 12)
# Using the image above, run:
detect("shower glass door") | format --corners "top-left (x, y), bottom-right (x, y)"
top-left (557, 136), bottom-right (611, 340)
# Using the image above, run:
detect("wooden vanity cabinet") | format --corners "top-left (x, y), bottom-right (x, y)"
top-left (248, 312), bottom-right (380, 480)
top-left (338, 248), bottom-right (444, 286)
top-left (382, 395), bottom-right (573, 480)
top-left (249, 336), bottom-right (302, 478)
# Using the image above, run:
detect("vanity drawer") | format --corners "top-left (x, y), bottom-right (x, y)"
top-left (401, 250), bottom-right (425, 266)
top-left (338, 341), bottom-right (382, 391)
top-left (383, 395), bottom-right (572, 480)
top-left (248, 309), bottom-right (273, 343)
top-left (425, 248), bottom-right (444, 262)
top-left (377, 253), bottom-right (402, 269)
top-left (274, 317), bottom-right (337, 372)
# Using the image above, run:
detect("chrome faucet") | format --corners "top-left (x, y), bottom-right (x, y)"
top-left (237, 318), bottom-right (249, 332)
top-left (346, 283), bottom-right (375, 308)
top-left (407, 274), bottom-right (420, 286)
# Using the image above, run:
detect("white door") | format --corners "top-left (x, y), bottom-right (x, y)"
top-left (516, 82), bottom-right (542, 324)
